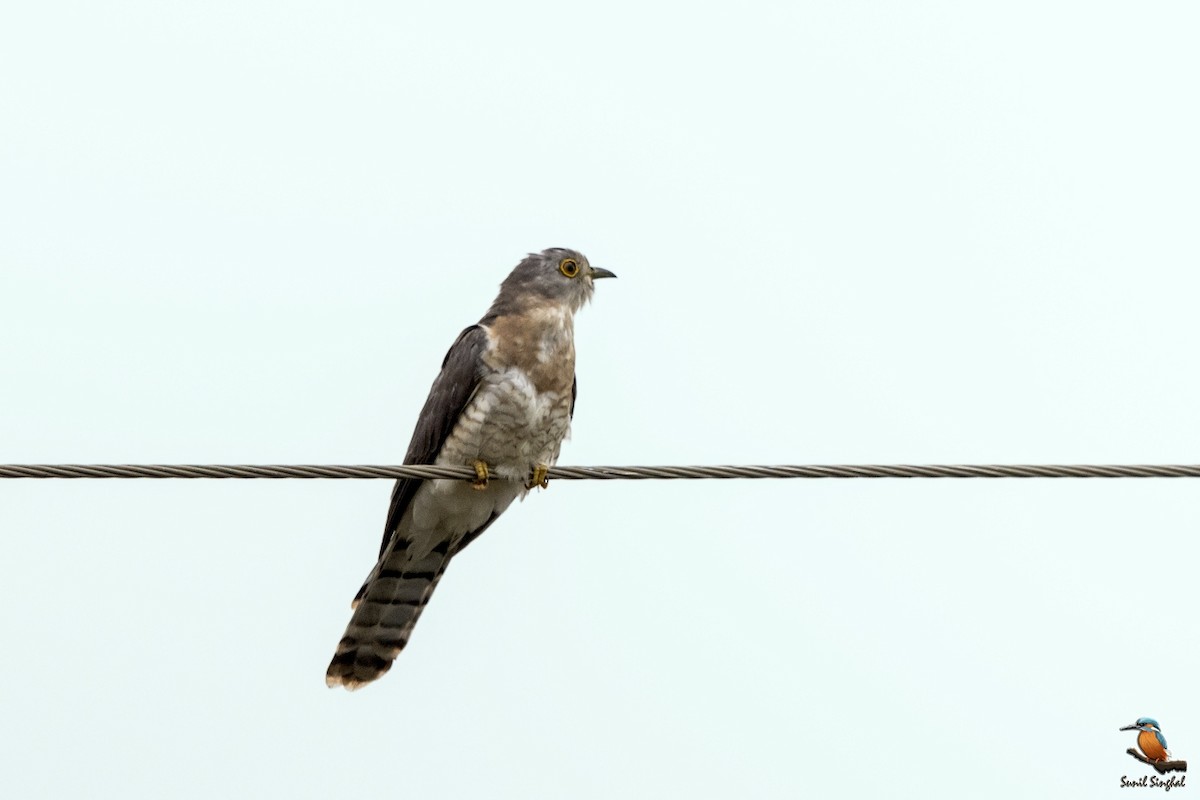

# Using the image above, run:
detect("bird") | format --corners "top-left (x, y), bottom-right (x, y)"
top-left (325, 247), bottom-right (615, 690)
top-left (1121, 718), bottom-right (1172, 762)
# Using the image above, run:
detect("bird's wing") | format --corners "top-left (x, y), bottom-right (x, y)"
top-left (377, 324), bottom-right (489, 558)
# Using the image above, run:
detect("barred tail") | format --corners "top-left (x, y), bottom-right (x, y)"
top-left (325, 539), bottom-right (453, 690)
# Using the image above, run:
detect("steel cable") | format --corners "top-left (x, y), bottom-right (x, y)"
top-left (2, 464), bottom-right (1200, 479)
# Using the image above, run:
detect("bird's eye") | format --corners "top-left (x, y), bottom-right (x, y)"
top-left (559, 258), bottom-right (580, 278)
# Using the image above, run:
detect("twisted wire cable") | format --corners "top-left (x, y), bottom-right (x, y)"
top-left (1, 464), bottom-right (1199, 479)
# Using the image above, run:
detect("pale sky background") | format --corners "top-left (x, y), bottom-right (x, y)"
top-left (2, 2), bottom-right (1198, 798)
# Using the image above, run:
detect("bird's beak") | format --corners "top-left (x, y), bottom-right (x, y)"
top-left (590, 267), bottom-right (617, 280)
top-left (1120, 723), bottom-right (1140, 731)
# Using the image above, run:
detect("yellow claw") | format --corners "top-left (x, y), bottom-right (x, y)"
top-left (526, 464), bottom-right (550, 491)
top-left (471, 460), bottom-right (490, 490)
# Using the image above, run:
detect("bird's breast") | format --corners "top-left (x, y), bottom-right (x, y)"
top-left (1138, 729), bottom-right (1170, 761)
top-left (431, 310), bottom-right (577, 482)
top-left (444, 369), bottom-right (573, 475)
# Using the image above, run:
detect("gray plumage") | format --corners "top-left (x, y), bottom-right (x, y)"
top-left (326, 248), bottom-right (614, 690)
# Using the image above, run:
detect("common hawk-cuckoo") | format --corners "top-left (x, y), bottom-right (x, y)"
top-left (326, 248), bottom-right (615, 689)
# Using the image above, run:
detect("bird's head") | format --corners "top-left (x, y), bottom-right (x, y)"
top-left (494, 248), bottom-right (616, 314)
top-left (1120, 718), bottom-right (1162, 733)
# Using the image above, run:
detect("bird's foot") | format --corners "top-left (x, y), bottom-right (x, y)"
top-left (526, 463), bottom-right (550, 491)
top-left (471, 460), bottom-right (490, 490)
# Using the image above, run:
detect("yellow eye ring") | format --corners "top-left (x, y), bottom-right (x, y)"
top-left (559, 258), bottom-right (580, 278)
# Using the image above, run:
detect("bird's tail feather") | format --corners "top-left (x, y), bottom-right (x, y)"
top-left (325, 538), bottom-right (453, 690)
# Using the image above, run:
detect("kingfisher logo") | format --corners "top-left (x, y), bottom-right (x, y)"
top-left (1120, 717), bottom-right (1187, 791)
